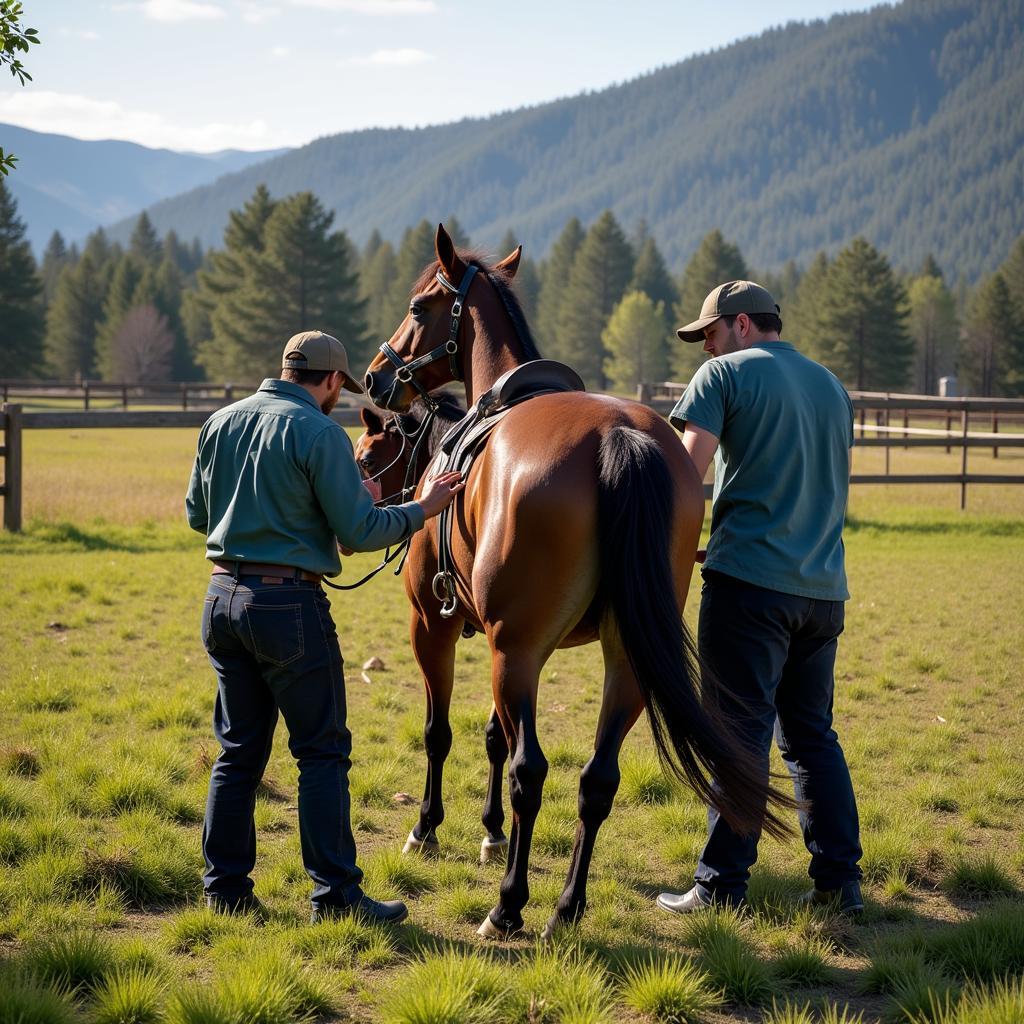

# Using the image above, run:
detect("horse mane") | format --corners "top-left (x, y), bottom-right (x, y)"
top-left (393, 391), bottom-right (465, 457)
top-left (410, 249), bottom-right (543, 363)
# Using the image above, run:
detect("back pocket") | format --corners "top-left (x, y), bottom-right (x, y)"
top-left (200, 594), bottom-right (218, 652)
top-left (244, 603), bottom-right (304, 667)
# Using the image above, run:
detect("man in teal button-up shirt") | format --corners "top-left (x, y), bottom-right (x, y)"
top-left (188, 330), bottom-right (462, 926)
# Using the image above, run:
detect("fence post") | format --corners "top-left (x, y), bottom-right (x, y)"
top-left (903, 408), bottom-right (909, 449)
top-left (182, 383), bottom-right (189, 411)
top-left (122, 383), bottom-right (129, 410)
top-left (960, 407), bottom-right (969, 511)
top-left (883, 408), bottom-right (890, 476)
top-left (945, 410), bottom-right (952, 454)
top-left (83, 380), bottom-right (90, 411)
top-left (2, 403), bottom-right (23, 532)
top-left (992, 410), bottom-right (999, 459)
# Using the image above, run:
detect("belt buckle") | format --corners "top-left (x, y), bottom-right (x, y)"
top-left (261, 575), bottom-right (285, 584)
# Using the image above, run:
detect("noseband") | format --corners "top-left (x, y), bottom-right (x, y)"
top-left (378, 264), bottom-right (479, 406)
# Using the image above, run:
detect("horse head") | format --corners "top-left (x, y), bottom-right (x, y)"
top-left (363, 223), bottom-right (522, 413)
top-left (353, 393), bottom-right (464, 505)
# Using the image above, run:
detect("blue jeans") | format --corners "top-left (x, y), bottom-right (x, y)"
top-left (200, 572), bottom-right (363, 910)
top-left (694, 571), bottom-right (862, 902)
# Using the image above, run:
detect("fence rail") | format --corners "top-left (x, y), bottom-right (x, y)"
top-left (3, 386), bottom-right (1024, 529)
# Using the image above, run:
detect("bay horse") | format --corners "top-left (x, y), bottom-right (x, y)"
top-left (354, 395), bottom-right (515, 864)
top-left (363, 224), bottom-right (794, 940)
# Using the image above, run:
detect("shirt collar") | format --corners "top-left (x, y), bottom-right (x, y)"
top-left (258, 378), bottom-right (323, 412)
top-left (752, 340), bottom-right (796, 352)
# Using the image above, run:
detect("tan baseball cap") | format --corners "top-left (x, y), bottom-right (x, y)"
top-left (676, 280), bottom-right (781, 342)
top-left (282, 330), bottom-right (364, 393)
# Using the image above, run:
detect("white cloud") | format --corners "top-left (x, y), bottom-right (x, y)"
top-left (0, 90), bottom-right (273, 152)
top-left (343, 47), bottom-right (433, 66)
top-left (237, 1), bottom-right (281, 23)
top-left (270, 45), bottom-right (290, 58)
top-left (116, 0), bottom-right (226, 22)
top-left (291, 0), bottom-right (437, 14)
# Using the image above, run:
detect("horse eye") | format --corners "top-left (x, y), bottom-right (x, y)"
top-left (409, 302), bottom-right (425, 320)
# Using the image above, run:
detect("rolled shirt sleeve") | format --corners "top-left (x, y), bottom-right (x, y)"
top-left (306, 425), bottom-right (425, 553)
top-left (669, 360), bottom-right (728, 437)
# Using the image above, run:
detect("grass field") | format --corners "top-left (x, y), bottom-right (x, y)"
top-left (1, 427), bottom-right (1022, 1023)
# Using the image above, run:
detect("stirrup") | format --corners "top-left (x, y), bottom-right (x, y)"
top-left (432, 571), bottom-right (459, 618)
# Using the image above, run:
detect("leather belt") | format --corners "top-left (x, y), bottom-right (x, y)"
top-left (212, 560), bottom-right (322, 584)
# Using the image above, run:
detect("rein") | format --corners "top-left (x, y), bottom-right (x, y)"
top-left (322, 404), bottom-right (438, 592)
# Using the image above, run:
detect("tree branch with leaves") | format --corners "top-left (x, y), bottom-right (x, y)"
top-left (1, 1), bottom-right (40, 175)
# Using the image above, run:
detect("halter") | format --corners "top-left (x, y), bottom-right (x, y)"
top-left (378, 264), bottom-right (479, 405)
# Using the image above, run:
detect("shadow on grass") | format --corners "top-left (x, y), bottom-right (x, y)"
top-left (0, 520), bottom-right (197, 555)
top-left (845, 514), bottom-right (1024, 537)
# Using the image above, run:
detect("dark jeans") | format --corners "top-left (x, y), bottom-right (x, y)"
top-left (694, 571), bottom-right (862, 901)
top-left (200, 572), bottom-right (363, 910)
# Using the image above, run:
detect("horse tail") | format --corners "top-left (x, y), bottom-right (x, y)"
top-left (596, 425), bottom-right (794, 839)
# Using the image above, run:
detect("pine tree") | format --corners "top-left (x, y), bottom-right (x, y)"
top-left (362, 228), bottom-right (384, 264)
top-left (163, 230), bottom-right (203, 277)
top-left (602, 291), bottom-right (669, 393)
top-left (218, 191), bottom-right (368, 378)
top-left (919, 253), bottom-right (944, 282)
top-left (672, 229), bottom-right (748, 381)
top-left (359, 238), bottom-right (398, 347)
top-left (816, 237), bottom-right (912, 391)
top-left (554, 211), bottom-right (634, 387)
top-left (0, 179), bottom-right (44, 376)
top-left (514, 256), bottom-right (541, 330)
top-left (786, 251), bottom-right (830, 358)
top-left (385, 219), bottom-right (436, 333)
top-left (907, 272), bottom-right (958, 393)
top-left (44, 254), bottom-right (105, 378)
top-left (95, 254), bottom-right (144, 379)
top-left (630, 236), bottom-right (677, 328)
top-left (999, 235), bottom-right (1024, 328)
top-left (40, 231), bottom-right (70, 307)
top-left (962, 272), bottom-right (1023, 397)
top-left (129, 212), bottom-right (162, 265)
top-left (194, 186), bottom-right (278, 379)
top-left (535, 217), bottom-right (584, 354)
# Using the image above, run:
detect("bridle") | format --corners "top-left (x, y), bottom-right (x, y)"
top-left (329, 262), bottom-right (477, 593)
top-left (377, 264), bottom-right (478, 409)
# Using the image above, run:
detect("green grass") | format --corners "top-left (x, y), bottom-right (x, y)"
top-left (619, 954), bottom-right (721, 1022)
top-left (0, 431), bottom-right (1022, 1021)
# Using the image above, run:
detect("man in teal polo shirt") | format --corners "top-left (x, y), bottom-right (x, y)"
top-left (186, 330), bottom-right (462, 924)
top-left (656, 282), bottom-right (864, 916)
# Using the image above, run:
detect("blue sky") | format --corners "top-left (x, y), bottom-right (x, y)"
top-left (1, 0), bottom-right (883, 152)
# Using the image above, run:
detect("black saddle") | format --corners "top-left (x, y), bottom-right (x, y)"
top-left (431, 360), bottom-right (585, 620)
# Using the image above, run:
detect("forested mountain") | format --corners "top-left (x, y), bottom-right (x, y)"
top-left (109, 0), bottom-right (1022, 281)
top-left (2, 124), bottom-right (287, 254)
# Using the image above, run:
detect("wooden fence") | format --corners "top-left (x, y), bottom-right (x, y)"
top-left (0, 379), bottom-right (268, 411)
top-left (3, 389), bottom-right (1024, 530)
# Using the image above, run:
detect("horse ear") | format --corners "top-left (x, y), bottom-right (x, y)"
top-left (435, 223), bottom-right (465, 282)
top-left (494, 244), bottom-right (522, 280)
top-left (360, 406), bottom-right (384, 434)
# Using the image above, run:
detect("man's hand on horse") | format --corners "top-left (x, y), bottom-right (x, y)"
top-left (418, 471), bottom-right (465, 519)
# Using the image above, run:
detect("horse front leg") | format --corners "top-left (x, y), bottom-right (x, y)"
top-left (478, 647), bottom-right (546, 938)
top-left (479, 704), bottom-right (509, 863)
top-left (402, 604), bottom-right (461, 857)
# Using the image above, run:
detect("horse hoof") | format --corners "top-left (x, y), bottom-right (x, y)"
top-left (479, 836), bottom-right (508, 864)
top-left (476, 913), bottom-right (523, 940)
top-left (402, 830), bottom-right (441, 858)
top-left (540, 918), bottom-right (558, 943)
top-left (476, 914), bottom-right (503, 939)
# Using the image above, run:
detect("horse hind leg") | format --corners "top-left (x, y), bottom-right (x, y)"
top-left (478, 648), bottom-right (547, 939)
top-left (479, 704), bottom-right (509, 864)
top-left (541, 621), bottom-right (644, 941)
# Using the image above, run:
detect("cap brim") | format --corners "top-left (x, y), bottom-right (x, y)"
top-left (676, 314), bottom-right (720, 343)
top-left (341, 373), bottom-right (364, 394)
